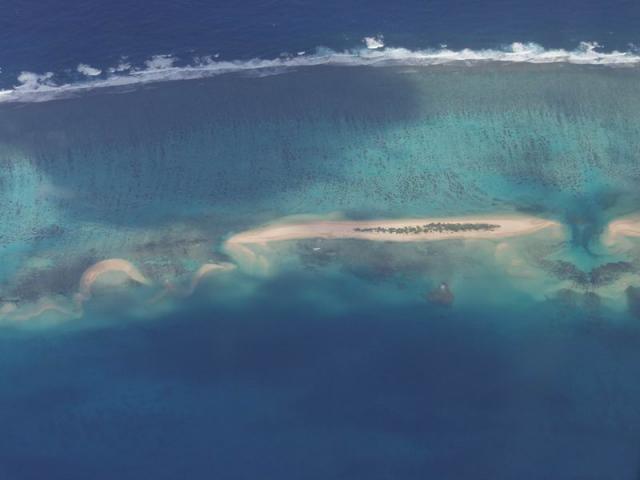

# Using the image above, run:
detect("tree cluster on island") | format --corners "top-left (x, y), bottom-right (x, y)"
top-left (353, 222), bottom-right (501, 234)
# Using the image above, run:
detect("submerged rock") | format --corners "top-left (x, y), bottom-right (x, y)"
top-left (552, 288), bottom-right (600, 316)
top-left (590, 261), bottom-right (635, 287)
top-left (426, 282), bottom-right (454, 306)
top-left (542, 260), bottom-right (635, 288)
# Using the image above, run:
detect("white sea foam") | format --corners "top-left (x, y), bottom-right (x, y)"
top-left (108, 61), bottom-right (132, 73)
top-left (77, 63), bottom-right (102, 76)
top-left (364, 35), bottom-right (385, 49)
top-left (144, 54), bottom-right (176, 70)
top-left (1, 42), bottom-right (639, 104)
top-left (14, 71), bottom-right (55, 90)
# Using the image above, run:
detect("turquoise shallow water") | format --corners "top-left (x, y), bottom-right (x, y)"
top-left (3, 63), bottom-right (640, 477)
top-left (2, 64), bottom-right (640, 316)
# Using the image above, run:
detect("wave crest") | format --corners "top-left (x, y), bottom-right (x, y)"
top-left (1, 41), bottom-right (639, 104)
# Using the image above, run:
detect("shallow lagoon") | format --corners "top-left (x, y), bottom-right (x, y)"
top-left (3, 64), bottom-right (640, 315)
top-left (2, 63), bottom-right (640, 477)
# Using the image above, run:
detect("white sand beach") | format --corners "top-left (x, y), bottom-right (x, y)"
top-left (226, 214), bottom-right (560, 246)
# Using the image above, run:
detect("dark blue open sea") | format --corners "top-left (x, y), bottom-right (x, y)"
top-left (3, 1), bottom-right (640, 479)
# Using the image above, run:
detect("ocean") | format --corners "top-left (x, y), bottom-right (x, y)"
top-left (2, 1), bottom-right (640, 478)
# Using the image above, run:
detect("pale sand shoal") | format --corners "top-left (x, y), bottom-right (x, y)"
top-left (78, 258), bottom-right (151, 300)
top-left (189, 262), bottom-right (236, 295)
top-left (10, 302), bottom-right (78, 323)
top-left (2, 258), bottom-right (237, 323)
top-left (226, 214), bottom-right (561, 247)
top-left (606, 216), bottom-right (640, 238)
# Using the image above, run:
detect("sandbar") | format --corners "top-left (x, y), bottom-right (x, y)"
top-left (78, 258), bottom-right (151, 300)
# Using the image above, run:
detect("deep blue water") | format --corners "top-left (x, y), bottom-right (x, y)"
top-left (3, 1), bottom-right (640, 479)
top-left (3, 274), bottom-right (640, 480)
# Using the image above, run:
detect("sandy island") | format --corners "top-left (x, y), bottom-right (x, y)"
top-left (226, 214), bottom-right (560, 246)
top-left (224, 214), bottom-right (561, 272)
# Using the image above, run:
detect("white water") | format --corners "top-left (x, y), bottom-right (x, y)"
top-left (1, 41), bottom-right (639, 104)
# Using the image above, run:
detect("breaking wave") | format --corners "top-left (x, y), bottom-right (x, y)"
top-left (1, 41), bottom-right (639, 104)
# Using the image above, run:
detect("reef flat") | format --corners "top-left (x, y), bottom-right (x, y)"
top-left (2, 64), bottom-right (640, 322)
